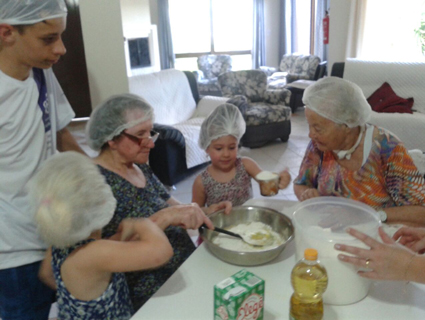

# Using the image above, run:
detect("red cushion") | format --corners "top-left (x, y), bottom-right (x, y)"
top-left (367, 82), bottom-right (414, 114)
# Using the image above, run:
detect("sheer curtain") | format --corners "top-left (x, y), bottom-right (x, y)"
top-left (345, 0), bottom-right (367, 58)
top-left (279, 0), bottom-right (296, 59)
top-left (157, 0), bottom-right (175, 69)
top-left (252, 0), bottom-right (266, 69)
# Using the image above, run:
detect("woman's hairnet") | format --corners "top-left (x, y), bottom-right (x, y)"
top-left (86, 93), bottom-right (154, 151)
top-left (302, 77), bottom-right (371, 127)
top-left (30, 152), bottom-right (116, 248)
top-left (199, 103), bottom-right (246, 150)
top-left (0, 0), bottom-right (67, 25)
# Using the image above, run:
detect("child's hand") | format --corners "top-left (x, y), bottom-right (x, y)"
top-left (204, 201), bottom-right (232, 215)
top-left (278, 169), bottom-right (291, 189)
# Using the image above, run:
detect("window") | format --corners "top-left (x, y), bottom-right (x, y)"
top-left (169, 0), bottom-right (253, 71)
top-left (360, 0), bottom-right (425, 61)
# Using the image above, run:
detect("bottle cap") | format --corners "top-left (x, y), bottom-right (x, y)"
top-left (304, 248), bottom-right (318, 260)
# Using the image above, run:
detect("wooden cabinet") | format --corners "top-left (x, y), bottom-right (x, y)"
top-left (53, 0), bottom-right (92, 118)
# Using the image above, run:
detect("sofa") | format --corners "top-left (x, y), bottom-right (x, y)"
top-left (194, 54), bottom-right (232, 96)
top-left (128, 69), bottom-right (228, 186)
top-left (218, 70), bottom-right (292, 148)
top-left (332, 59), bottom-right (425, 152)
top-left (260, 53), bottom-right (321, 89)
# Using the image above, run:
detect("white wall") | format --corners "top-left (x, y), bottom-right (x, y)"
top-left (328, 0), bottom-right (351, 72)
top-left (264, 0), bottom-right (281, 67)
top-left (80, 0), bottom-right (153, 108)
top-left (121, 0), bottom-right (151, 38)
top-left (80, 0), bottom-right (129, 108)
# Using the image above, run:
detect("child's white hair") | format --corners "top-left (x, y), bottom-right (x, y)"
top-left (30, 152), bottom-right (116, 248)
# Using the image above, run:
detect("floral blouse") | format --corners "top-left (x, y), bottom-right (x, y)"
top-left (294, 126), bottom-right (425, 209)
top-left (52, 239), bottom-right (133, 320)
top-left (98, 164), bottom-right (195, 310)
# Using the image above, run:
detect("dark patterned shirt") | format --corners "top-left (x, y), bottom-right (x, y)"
top-left (98, 164), bottom-right (195, 310)
top-left (52, 239), bottom-right (133, 320)
top-left (201, 158), bottom-right (253, 206)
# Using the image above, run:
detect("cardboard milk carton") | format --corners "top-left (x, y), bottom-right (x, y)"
top-left (214, 269), bottom-right (265, 320)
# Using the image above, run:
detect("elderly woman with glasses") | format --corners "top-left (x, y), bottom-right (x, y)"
top-left (293, 77), bottom-right (425, 227)
top-left (85, 94), bottom-right (231, 310)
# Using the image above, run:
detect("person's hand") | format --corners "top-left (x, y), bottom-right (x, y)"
top-left (278, 169), bottom-right (291, 189)
top-left (203, 201), bottom-right (232, 215)
top-left (393, 227), bottom-right (425, 253)
top-left (155, 203), bottom-right (214, 230)
top-left (334, 227), bottom-right (416, 281)
top-left (299, 188), bottom-right (320, 201)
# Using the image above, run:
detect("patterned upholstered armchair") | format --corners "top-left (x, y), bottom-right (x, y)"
top-left (260, 53), bottom-right (321, 89)
top-left (218, 70), bottom-right (292, 148)
top-left (193, 54), bottom-right (232, 96)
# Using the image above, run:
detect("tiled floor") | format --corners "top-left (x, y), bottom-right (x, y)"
top-left (45, 106), bottom-right (308, 319)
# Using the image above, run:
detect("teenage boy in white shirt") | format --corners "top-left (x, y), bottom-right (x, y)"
top-left (0, 1), bottom-right (85, 319)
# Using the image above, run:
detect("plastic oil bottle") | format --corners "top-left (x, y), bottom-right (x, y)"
top-left (290, 248), bottom-right (328, 320)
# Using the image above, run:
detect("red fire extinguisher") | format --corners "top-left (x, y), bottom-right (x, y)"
top-left (323, 11), bottom-right (329, 44)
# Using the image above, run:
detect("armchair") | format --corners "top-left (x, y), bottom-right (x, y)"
top-left (194, 54), bottom-right (232, 96)
top-left (218, 70), bottom-right (292, 148)
top-left (260, 53), bottom-right (321, 89)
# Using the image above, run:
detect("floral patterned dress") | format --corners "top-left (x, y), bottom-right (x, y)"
top-left (200, 158), bottom-right (253, 206)
top-left (99, 164), bottom-right (195, 310)
top-left (294, 126), bottom-right (425, 209)
top-left (52, 239), bottom-right (133, 320)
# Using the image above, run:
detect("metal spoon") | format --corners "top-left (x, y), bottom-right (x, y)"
top-left (200, 224), bottom-right (272, 247)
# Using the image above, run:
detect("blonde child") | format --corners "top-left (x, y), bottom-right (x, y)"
top-left (192, 104), bottom-right (291, 207)
top-left (33, 152), bottom-right (173, 319)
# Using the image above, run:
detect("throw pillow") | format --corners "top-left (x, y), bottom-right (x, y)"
top-left (367, 82), bottom-right (414, 114)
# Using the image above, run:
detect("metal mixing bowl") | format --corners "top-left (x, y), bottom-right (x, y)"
top-left (200, 206), bottom-right (294, 266)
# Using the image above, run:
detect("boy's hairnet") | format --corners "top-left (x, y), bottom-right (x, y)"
top-left (303, 77), bottom-right (371, 128)
top-left (86, 93), bottom-right (154, 151)
top-left (0, 0), bottom-right (67, 25)
top-left (30, 152), bottom-right (116, 248)
top-left (199, 103), bottom-right (246, 150)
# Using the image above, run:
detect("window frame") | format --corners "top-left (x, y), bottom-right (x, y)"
top-left (173, 0), bottom-right (252, 60)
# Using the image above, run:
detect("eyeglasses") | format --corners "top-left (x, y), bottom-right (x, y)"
top-left (120, 130), bottom-right (160, 146)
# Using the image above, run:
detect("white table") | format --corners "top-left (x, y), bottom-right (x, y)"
top-left (131, 199), bottom-right (425, 320)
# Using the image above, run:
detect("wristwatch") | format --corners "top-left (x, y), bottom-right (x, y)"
top-left (377, 210), bottom-right (388, 223)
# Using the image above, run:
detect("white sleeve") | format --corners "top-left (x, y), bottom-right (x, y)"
top-left (44, 69), bottom-right (76, 132)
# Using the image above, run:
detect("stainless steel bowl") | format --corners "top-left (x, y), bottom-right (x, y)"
top-left (200, 206), bottom-right (294, 266)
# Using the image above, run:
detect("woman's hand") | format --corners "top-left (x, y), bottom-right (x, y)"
top-left (151, 203), bottom-right (214, 230)
top-left (334, 227), bottom-right (416, 281)
top-left (278, 169), bottom-right (291, 189)
top-left (394, 227), bottom-right (425, 253)
top-left (299, 188), bottom-right (320, 201)
top-left (203, 201), bottom-right (232, 215)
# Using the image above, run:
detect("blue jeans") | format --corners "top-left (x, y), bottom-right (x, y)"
top-left (0, 261), bottom-right (55, 320)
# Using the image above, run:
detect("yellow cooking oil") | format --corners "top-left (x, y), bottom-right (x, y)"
top-left (290, 248), bottom-right (328, 320)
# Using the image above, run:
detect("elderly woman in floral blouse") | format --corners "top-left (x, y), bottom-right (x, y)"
top-left (294, 77), bottom-right (425, 227)
top-left (85, 94), bottom-right (231, 310)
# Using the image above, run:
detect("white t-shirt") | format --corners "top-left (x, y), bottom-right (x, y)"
top-left (0, 68), bottom-right (75, 269)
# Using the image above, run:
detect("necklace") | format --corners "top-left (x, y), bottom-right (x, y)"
top-left (333, 125), bottom-right (365, 160)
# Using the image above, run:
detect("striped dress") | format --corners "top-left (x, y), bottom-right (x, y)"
top-left (294, 126), bottom-right (425, 209)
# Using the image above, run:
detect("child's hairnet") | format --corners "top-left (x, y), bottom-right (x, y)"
top-left (302, 77), bottom-right (371, 128)
top-left (199, 103), bottom-right (246, 150)
top-left (0, 0), bottom-right (67, 25)
top-left (85, 93), bottom-right (154, 151)
top-left (30, 152), bottom-right (116, 248)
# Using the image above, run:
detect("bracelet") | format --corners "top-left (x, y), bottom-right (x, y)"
top-left (404, 253), bottom-right (417, 283)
